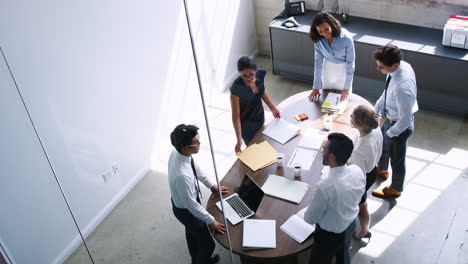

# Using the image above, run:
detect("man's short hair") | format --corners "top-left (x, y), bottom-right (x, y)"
top-left (374, 44), bottom-right (401, 67)
top-left (170, 124), bottom-right (199, 151)
top-left (327, 133), bottom-right (354, 165)
top-left (237, 56), bottom-right (257, 72)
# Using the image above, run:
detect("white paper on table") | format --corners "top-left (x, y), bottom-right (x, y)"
top-left (262, 118), bottom-right (300, 144)
top-left (298, 128), bottom-right (327, 149)
top-left (280, 207), bottom-right (315, 243)
top-left (243, 219), bottom-right (276, 249)
top-left (287, 147), bottom-right (317, 171)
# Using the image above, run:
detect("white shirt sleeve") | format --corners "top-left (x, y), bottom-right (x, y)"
top-left (387, 79), bottom-right (416, 138)
top-left (177, 175), bottom-right (215, 224)
top-left (304, 186), bottom-right (327, 225)
top-left (374, 89), bottom-right (386, 116)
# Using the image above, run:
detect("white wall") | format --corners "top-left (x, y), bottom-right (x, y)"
top-left (253, 0), bottom-right (468, 55)
top-left (0, 0), bottom-right (257, 263)
top-left (0, 52), bottom-right (89, 264)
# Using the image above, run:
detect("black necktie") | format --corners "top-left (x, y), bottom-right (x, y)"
top-left (382, 75), bottom-right (392, 119)
top-left (190, 158), bottom-right (203, 202)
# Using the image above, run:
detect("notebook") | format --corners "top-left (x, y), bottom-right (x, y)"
top-left (262, 118), bottom-right (300, 144)
top-left (242, 219), bottom-right (276, 249)
top-left (280, 207), bottom-right (315, 243)
top-left (261, 174), bottom-right (310, 204)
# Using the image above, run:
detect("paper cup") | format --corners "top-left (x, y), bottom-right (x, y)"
top-left (276, 153), bottom-right (284, 167)
top-left (294, 163), bottom-right (302, 178)
top-left (324, 116), bottom-right (333, 130)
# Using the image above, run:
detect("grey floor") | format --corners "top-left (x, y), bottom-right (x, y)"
top-left (66, 56), bottom-right (468, 264)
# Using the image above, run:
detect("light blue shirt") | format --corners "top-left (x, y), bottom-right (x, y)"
top-left (313, 28), bottom-right (355, 90)
top-left (168, 149), bottom-right (215, 224)
top-left (304, 165), bottom-right (365, 233)
top-left (374, 60), bottom-right (419, 138)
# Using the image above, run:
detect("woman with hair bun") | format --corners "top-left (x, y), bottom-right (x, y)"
top-left (349, 105), bottom-right (383, 241)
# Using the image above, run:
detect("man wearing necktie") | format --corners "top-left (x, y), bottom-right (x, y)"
top-left (168, 124), bottom-right (228, 264)
top-left (371, 45), bottom-right (418, 199)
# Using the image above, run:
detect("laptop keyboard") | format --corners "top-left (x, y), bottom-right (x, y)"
top-left (226, 196), bottom-right (252, 218)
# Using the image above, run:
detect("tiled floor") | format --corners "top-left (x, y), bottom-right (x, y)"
top-left (66, 56), bottom-right (468, 264)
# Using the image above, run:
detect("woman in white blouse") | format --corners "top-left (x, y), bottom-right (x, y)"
top-left (349, 105), bottom-right (383, 240)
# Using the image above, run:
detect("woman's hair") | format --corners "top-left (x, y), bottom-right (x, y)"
top-left (374, 44), bottom-right (401, 67)
top-left (237, 56), bottom-right (257, 72)
top-left (308, 12), bottom-right (341, 43)
top-left (352, 105), bottom-right (379, 134)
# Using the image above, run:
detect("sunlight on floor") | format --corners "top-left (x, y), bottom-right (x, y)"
top-left (362, 147), bottom-right (467, 259)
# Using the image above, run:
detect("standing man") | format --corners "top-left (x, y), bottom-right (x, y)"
top-left (305, 133), bottom-right (366, 264)
top-left (168, 124), bottom-right (228, 264)
top-left (371, 44), bottom-right (418, 199)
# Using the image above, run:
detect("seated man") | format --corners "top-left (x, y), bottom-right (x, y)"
top-left (305, 133), bottom-right (366, 264)
top-left (168, 124), bottom-right (228, 264)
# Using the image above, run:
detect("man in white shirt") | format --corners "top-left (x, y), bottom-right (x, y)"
top-left (168, 124), bottom-right (228, 264)
top-left (371, 44), bottom-right (418, 199)
top-left (305, 133), bottom-right (366, 264)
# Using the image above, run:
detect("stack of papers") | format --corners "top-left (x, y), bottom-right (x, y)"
top-left (243, 219), bottom-right (276, 249)
top-left (298, 128), bottom-right (327, 150)
top-left (262, 118), bottom-right (301, 144)
top-left (261, 174), bottom-right (310, 204)
top-left (280, 207), bottom-right (315, 243)
top-left (236, 141), bottom-right (277, 171)
top-left (321, 92), bottom-right (348, 114)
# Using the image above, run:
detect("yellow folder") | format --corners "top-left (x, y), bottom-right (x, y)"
top-left (236, 141), bottom-right (277, 171)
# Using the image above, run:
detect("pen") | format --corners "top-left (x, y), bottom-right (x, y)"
top-left (336, 97), bottom-right (338, 105)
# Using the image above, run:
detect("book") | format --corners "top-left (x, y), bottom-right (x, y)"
top-left (261, 174), bottom-right (310, 204)
top-left (280, 207), bottom-right (315, 243)
top-left (242, 219), bottom-right (276, 249)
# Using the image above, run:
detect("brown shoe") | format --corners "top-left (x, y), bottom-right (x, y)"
top-left (372, 186), bottom-right (401, 199)
top-left (378, 169), bottom-right (390, 181)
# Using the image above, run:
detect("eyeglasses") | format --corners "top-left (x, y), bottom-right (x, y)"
top-left (241, 72), bottom-right (256, 79)
top-left (185, 140), bottom-right (201, 148)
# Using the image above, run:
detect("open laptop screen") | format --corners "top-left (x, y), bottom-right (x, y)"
top-left (237, 174), bottom-right (264, 213)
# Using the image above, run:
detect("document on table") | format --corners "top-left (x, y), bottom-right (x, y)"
top-left (236, 141), bottom-right (277, 171)
top-left (261, 174), bottom-right (310, 204)
top-left (242, 219), bottom-right (276, 249)
top-left (287, 147), bottom-right (317, 171)
top-left (321, 92), bottom-right (348, 114)
top-left (298, 128), bottom-right (327, 149)
top-left (262, 118), bottom-right (301, 144)
top-left (280, 207), bottom-right (315, 243)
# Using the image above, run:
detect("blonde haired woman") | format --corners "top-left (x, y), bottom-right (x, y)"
top-left (349, 105), bottom-right (383, 240)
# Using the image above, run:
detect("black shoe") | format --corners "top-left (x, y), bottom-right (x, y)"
top-left (210, 254), bottom-right (220, 264)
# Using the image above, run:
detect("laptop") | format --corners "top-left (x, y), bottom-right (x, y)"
top-left (216, 174), bottom-right (264, 225)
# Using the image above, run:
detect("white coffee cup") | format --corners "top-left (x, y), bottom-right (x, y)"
top-left (324, 115), bottom-right (333, 130)
top-left (276, 153), bottom-right (284, 168)
top-left (294, 163), bottom-right (302, 178)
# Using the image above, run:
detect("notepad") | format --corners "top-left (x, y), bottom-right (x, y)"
top-left (287, 147), bottom-right (317, 171)
top-left (261, 174), bottom-right (310, 204)
top-left (262, 118), bottom-right (300, 144)
top-left (243, 219), bottom-right (276, 249)
top-left (280, 207), bottom-right (315, 243)
top-left (298, 128), bottom-right (327, 150)
top-left (322, 92), bottom-right (348, 114)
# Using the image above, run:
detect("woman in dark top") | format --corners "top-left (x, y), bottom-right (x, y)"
top-left (230, 56), bottom-right (281, 153)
